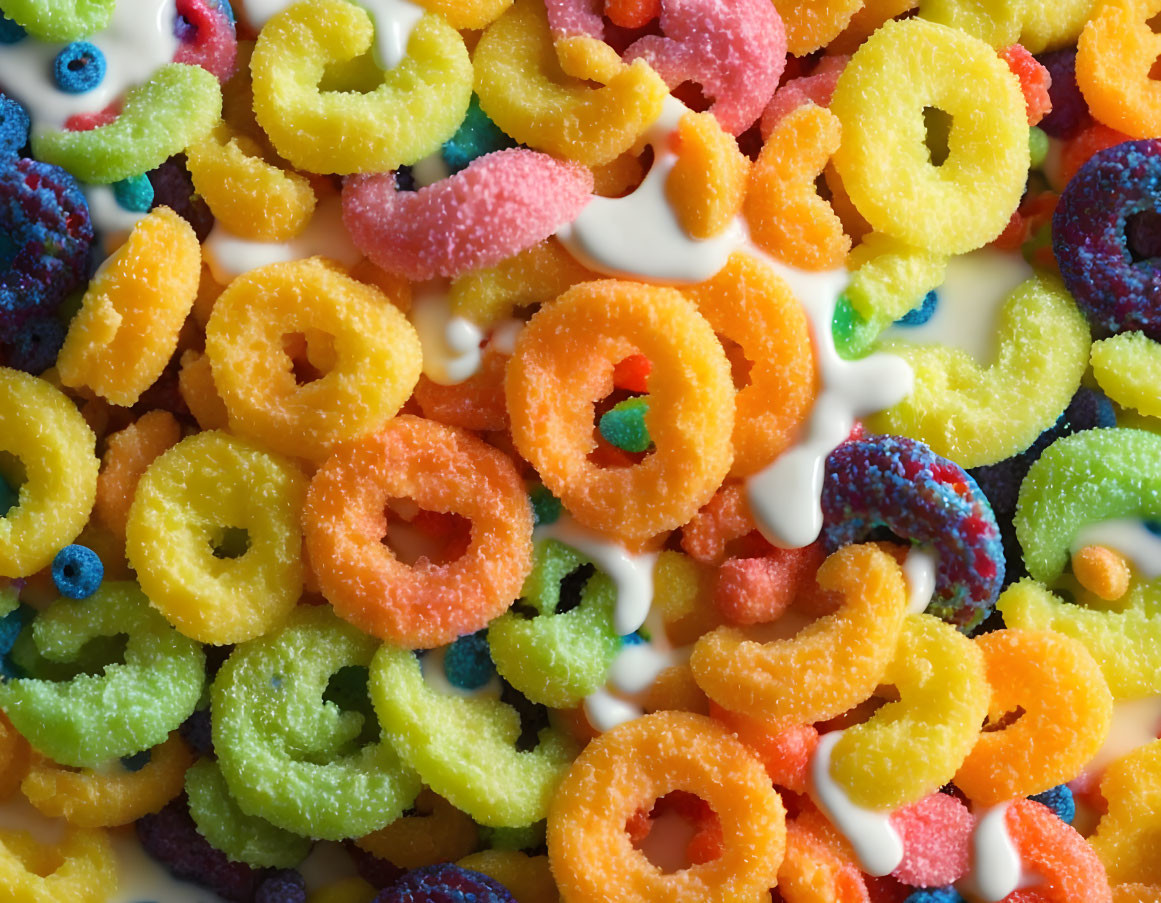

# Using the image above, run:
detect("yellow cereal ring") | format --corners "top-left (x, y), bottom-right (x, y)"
top-left (1091, 740), bottom-right (1161, 885)
top-left (1018, 0), bottom-right (1098, 53)
top-left (681, 253), bottom-right (817, 479)
top-left (1077, 0), bottom-right (1161, 139)
top-left (506, 279), bottom-right (734, 544)
top-left (917, 0), bottom-right (1020, 48)
top-left (473, 0), bottom-right (668, 167)
top-left (0, 714), bottom-right (30, 802)
top-left (417, 0), bottom-right (513, 29)
top-left (457, 851), bottom-right (559, 903)
top-left (547, 711), bottom-right (786, 903)
top-left (831, 0), bottom-right (919, 55)
top-left (1092, 333), bottom-right (1161, 419)
top-left (21, 732), bottom-right (194, 827)
top-left (954, 629), bottom-right (1113, 806)
top-left (57, 208), bottom-right (200, 407)
top-left (251, 0), bottom-right (472, 174)
top-left (690, 544), bottom-right (909, 724)
top-left (356, 787), bottom-right (478, 869)
top-left (668, 111), bottom-right (749, 240)
top-left (125, 431), bottom-right (308, 644)
top-left (869, 273), bottom-right (1092, 468)
top-left (773, 0), bottom-right (863, 55)
top-left (205, 259), bottom-right (422, 462)
top-left (0, 368), bottom-right (98, 579)
top-left (185, 122), bottom-right (317, 242)
top-left (829, 613), bottom-right (988, 810)
top-left (746, 103), bottom-right (850, 271)
top-left (831, 18), bottom-right (1029, 256)
top-left (0, 827), bottom-right (116, 903)
top-left (178, 350), bottom-right (230, 433)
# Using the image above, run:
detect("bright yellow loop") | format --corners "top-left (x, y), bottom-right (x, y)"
top-left (0, 827), bottom-right (117, 903)
top-left (1092, 740), bottom-right (1161, 886)
top-left (1092, 334), bottom-right (1161, 419)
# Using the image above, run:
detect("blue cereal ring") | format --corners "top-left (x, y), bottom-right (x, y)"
top-left (442, 631), bottom-right (495, 691)
top-left (51, 544), bottom-right (104, 600)
top-left (822, 434), bottom-right (1005, 632)
top-left (52, 42), bottom-right (107, 94)
top-left (1029, 784), bottom-right (1075, 824)
top-left (1052, 139), bottom-right (1161, 341)
top-left (441, 95), bottom-right (516, 175)
top-left (0, 95), bottom-right (30, 157)
top-left (376, 863), bottom-right (516, 903)
top-left (2, 313), bottom-right (67, 374)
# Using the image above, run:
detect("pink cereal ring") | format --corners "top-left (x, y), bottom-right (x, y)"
top-left (760, 55), bottom-right (848, 140)
top-left (1006, 799), bottom-right (1113, 902)
top-left (544, 0), bottom-right (605, 40)
top-left (174, 0), bottom-right (238, 83)
top-left (888, 792), bottom-right (973, 888)
top-left (622, 0), bottom-right (787, 135)
top-left (342, 148), bottom-right (594, 281)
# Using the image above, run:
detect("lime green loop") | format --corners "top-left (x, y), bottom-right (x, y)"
top-left (211, 606), bottom-right (421, 841)
top-left (488, 540), bottom-right (620, 709)
top-left (31, 64), bottom-right (223, 185)
top-left (186, 758), bottom-right (313, 869)
top-left (0, 582), bottom-right (205, 769)
top-left (370, 644), bottom-right (578, 828)
top-left (0, 0), bottom-right (115, 42)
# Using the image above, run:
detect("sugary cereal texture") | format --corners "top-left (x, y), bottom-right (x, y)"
top-left (547, 711), bottom-right (786, 903)
top-left (777, 806), bottom-right (869, 902)
top-left (1005, 798), bottom-right (1113, 902)
top-left (772, 0), bottom-right (862, 55)
top-left (251, 0), bottom-right (471, 175)
top-left (94, 410), bottom-right (181, 542)
top-left (953, 629), bottom-right (1113, 805)
top-left (0, 0), bottom-right (115, 41)
top-left (0, 826), bottom-right (117, 903)
top-left (1076, 0), bottom-right (1161, 139)
top-left (456, 850), bottom-right (559, 903)
top-left (376, 863), bottom-right (518, 903)
top-left (1091, 333), bottom-right (1161, 418)
top-left (667, 111), bottom-right (749, 240)
top-left (830, 17), bottom-right (1029, 256)
top-left (1090, 740), bottom-right (1161, 886)
top-left (890, 792), bottom-right (974, 888)
top-left (357, 787), bottom-right (478, 870)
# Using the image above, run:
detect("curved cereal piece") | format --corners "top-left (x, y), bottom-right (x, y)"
top-left (830, 0), bottom-right (918, 56)
top-left (57, 208), bottom-right (201, 407)
top-left (829, 613), bottom-right (989, 810)
top-left (251, 0), bottom-right (472, 174)
top-left (682, 253), bottom-right (816, 479)
top-left (0, 827), bottom-right (117, 903)
top-left (667, 111), bottom-right (749, 240)
top-left (1077, 0), bottom-right (1161, 140)
top-left (778, 807), bottom-right (870, 903)
top-left (760, 56), bottom-right (847, 138)
top-left (917, 0), bottom-right (1021, 47)
top-left (773, 0), bottom-right (863, 55)
top-left (474, 0), bottom-right (668, 167)
top-left (869, 273), bottom-right (1092, 468)
top-left (1091, 740), bottom-right (1161, 886)
top-left (94, 411), bottom-right (182, 542)
top-left (921, 0), bottom-right (1095, 52)
top-left (745, 103), bottom-right (850, 270)
top-left (547, 711), bottom-right (787, 903)
top-left (954, 629), bottom-right (1113, 806)
top-left (177, 350), bottom-right (230, 432)
top-left (690, 544), bottom-right (909, 724)
top-left (457, 851), bottom-right (560, 903)
top-left (1006, 798), bottom-right (1113, 902)
top-left (0, 714), bottom-right (30, 802)
top-left (710, 705), bottom-right (819, 794)
top-left (830, 17), bottom-right (1029, 256)
top-left (357, 788), bottom-right (478, 870)
top-left (22, 733), bottom-right (194, 828)
top-left (413, 350), bottom-right (509, 433)
top-left (1092, 334), bottom-right (1161, 420)
top-left (0, 0), bottom-right (115, 40)
top-left (417, 0), bottom-right (513, 28)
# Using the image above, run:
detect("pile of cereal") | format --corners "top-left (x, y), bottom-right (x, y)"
top-left (0, 0), bottom-right (1160, 900)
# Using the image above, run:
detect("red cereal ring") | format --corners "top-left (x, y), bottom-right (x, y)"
top-left (303, 415), bottom-right (534, 649)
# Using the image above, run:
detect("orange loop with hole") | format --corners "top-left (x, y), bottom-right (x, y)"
top-left (1076, 0), bottom-right (1161, 140)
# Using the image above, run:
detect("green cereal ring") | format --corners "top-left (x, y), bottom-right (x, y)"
top-left (487, 539), bottom-right (620, 708)
top-left (1091, 332), bottom-right (1161, 420)
top-left (185, 758), bottom-right (313, 869)
top-left (869, 273), bottom-right (1091, 468)
top-left (0, 582), bottom-right (205, 768)
top-left (250, 0), bottom-right (472, 175)
top-left (212, 606), bottom-right (421, 841)
top-left (31, 64), bottom-right (223, 185)
top-left (0, 367), bottom-right (98, 579)
top-left (0, 0), bottom-right (115, 41)
top-left (370, 644), bottom-right (578, 828)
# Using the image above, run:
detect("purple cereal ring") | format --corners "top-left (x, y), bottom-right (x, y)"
top-left (821, 434), bottom-right (1005, 632)
top-left (342, 148), bottom-right (593, 281)
top-left (1051, 139), bottom-right (1161, 341)
top-left (375, 864), bottom-right (516, 903)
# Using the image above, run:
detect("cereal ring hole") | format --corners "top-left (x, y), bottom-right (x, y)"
top-left (281, 331), bottom-right (335, 387)
top-left (630, 791), bottom-right (721, 873)
top-left (924, 106), bottom-right (953, 167)
top-left (0, 453), bottom-right (26, 517)
top-left (981, 704), bottom-right (1025, 733)
top-left (589, 377), bottom-right (656, 469)
top-left (209, 525), bottom-right (250, 560)
top-left (322, 664), bottom-right (381, 749)
top-left (1127, 208), bottom-right (1161, 262)
top-left (716, 334), bottom-right (753, 390)
top-left (380, 499), bottom-right (472, 568)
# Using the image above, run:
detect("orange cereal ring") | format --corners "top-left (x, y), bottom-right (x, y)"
top-left (955, 629), bottom-right (1114, 806)
top-left (21, 732), bottom-right (194, 828)
top-left (1006, 798), bottom-right (1113, 902)
top-left (547, 711), bottom-right (786, 903)
top-left (303, 415), bottom-right (533, 649)
top-left (94, 410), bottom-right (182, 541)
top-left (1076, 0), bottom-right (1161, 140)
top-left (668, 110), bottom-right (749, 240)
top-left (690, 543), bottom-right (909, 724)
top-left (506, 280), bottom-right (734, 544)
top-left (0, 713), bottom-right (30, 802)
top-left (416, 0), bottom-right (514, 29)
top-left (682, 253), bottom-right (817, 478)
top-left (745, 103), bottom-right (851, 272)
top-left (413, 350), bottom-right (509, 433)
top-left (779, 807), bottom-right (870, 903)
top-left (177, 350), bottom-right (230, 432)
top-left (357, 787), bottom-right (478, 869)
top-left (0, 826), bottom-right (117, 903)
top-left (773, 0), bottom-right (863, 56)
top-left (205, 258), bottom-right (422, 462)
top-left (1090, 740), bottom-right (1161, 886)
top-left (57, 208), bottom-right (200, 407)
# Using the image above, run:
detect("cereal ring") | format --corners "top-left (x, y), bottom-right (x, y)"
top-left (341, 149), bottom-right (593, 281)
top-left (691, 543), bottom-right (909, 724)
top-left (830, 18), bottom-right (1029, 256)
top-left (0, 712), bottom-right (30, 801)
top-left (0, 582), bottom-right (205, 768)
top-left (415, 0), bottom-right (513, 29)
top-left (917, 0), bottom-right (1019, 48)
top-left (890, 792), bottom-right (974, 888)
top-left (777, 806), bottom-right (868, 903)
top-left (772, 0), bottom-right (861, 55)
top-left (506, 280), bottom-right (734, 544)
top-left (1005, 798), bottom-right (1113, 902)
top-left (1039, 49), bottom-right (1095, 139)
top-left (822, 435), bottom-right (1005, 632)
top-left (212, 606), bottom-right (421, 841)
top-left (32, 64), bottom-right (223, 184)
top-left (304, 416), bottom-right (533, 649)
top-left (1091, 333), bottom-right (1161, 419)
top-left (0, 826), bottom-right (116, 903)
top-left (457, 851), bottom-right (559, 903)
top-left (1091, 740), bottom-right (1161, 886)
top-left (174, 0), bottom-right (238, 82)
top-left (681, 253), bottom-right (816, 478)
top-left (205, 259), bottom-right (421, 462)
top-left (21, 732), bottom-right (194, 827)
top-left (357, 787), bottom-right (478, 869)
top-left (377, 864), bottom-right (518, 903)
top-left (869, 272), bottom-right (1092, 468)
top-left (369, 643), bottom-right (577, 827)
top-left (251, 0), bottom-right (472, 174)
top-left (1076, 0), bottom-right (1161, 140)
top-left (0, 367), bottom-right (98, 578)
top-left (50, 545), bottom-right (102, 600)
top-left (413, 349), bottom-right (509, 433)
top-left (547, 711), bottom-right (786, 903)
top-left (830, 613), bottom-right (989, 809)
top-left (0, 0), bottom-right (113, 41)
top-left (474, 0), bottom-right (668, 167)
top-left (57, 207), bottom-right (200, 406)
top-left (1051, 140), bottom-right (1161, 341)
top-left (126, 431), bottom-right (308, 645)
top-left (657, 110), bottom-right (748, 240)
top-left (178, 349), bottom-right (230, 432)
top-left (94, 410), bottom-right (181, 542)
